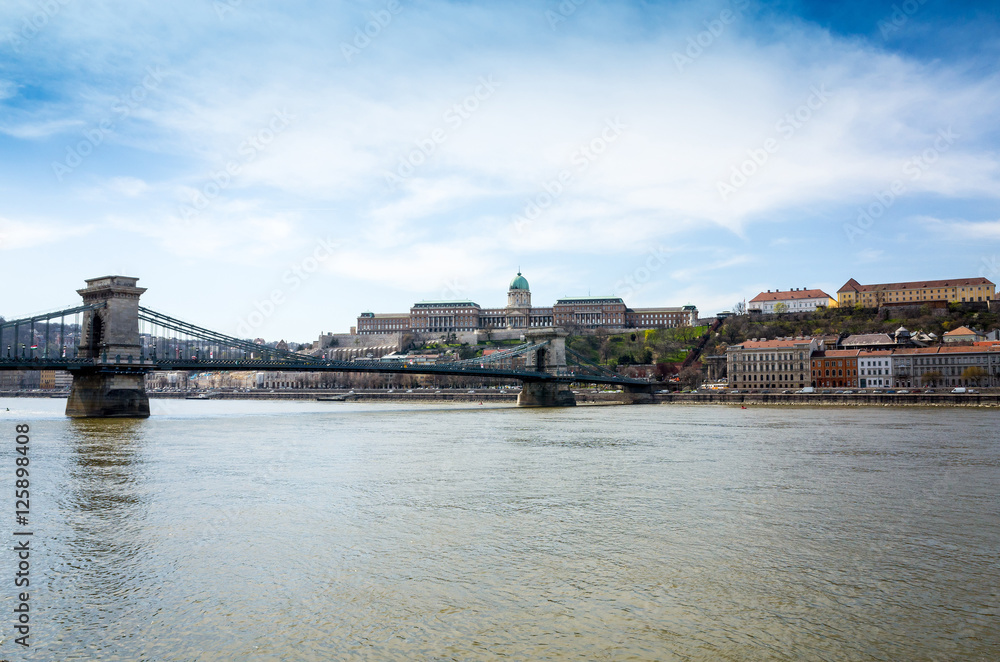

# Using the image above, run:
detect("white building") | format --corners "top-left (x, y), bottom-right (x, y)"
top-left (857, 351), bottom-right (894, 388)
top-left (749, 288), bottom-right (837, 314)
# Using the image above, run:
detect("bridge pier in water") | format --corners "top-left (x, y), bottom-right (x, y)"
top-left (516, 328), bottom-right (576, 407)
top-left (66, 276), bottom-right (150, 418)
top-left (622, 384), bottom-right (655, 404)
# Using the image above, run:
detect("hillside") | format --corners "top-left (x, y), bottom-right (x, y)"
top-left (705, 305), bottom-right (998, 356)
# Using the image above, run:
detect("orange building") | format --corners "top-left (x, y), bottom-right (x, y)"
top-left (811, 349), bottom-right (859, 388)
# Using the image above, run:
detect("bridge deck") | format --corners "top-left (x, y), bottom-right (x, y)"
top-left (0, 357), bottom-right (647, 386)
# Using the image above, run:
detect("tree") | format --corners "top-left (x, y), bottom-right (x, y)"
top-left (733, 301), bottom-right (746, 316)
top-left (961, 366), bottom-right (988, 386)
top-left (921, 370), bottom-right (943, 386)
top-left (773, 302), bottom-right (789, 315)
top-left (678, 366), bottom-right (702, 389)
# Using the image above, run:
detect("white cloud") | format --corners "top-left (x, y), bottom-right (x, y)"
top-left (0, 217), bottom-right (93, 250)
top-left (919, 216), bottom-right (1000, 240)
top-left (0, 80), bottom-right (16, 100)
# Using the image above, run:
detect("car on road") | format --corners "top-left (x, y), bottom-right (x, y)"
top-left (951, 387), bottom-right (968, 393)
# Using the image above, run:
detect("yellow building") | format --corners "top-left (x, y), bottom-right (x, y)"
top-left (40, 370), bottom-right (56, 390)
top-left (837, 277), bottom-right (995, 307)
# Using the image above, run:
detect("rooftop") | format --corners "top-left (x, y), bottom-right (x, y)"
top-left (838, 276), bottom-right (994, 293)
top-left (749, 288), bottom-right (833, 302)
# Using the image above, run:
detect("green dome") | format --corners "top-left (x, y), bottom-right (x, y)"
top-left (509, 271), bottom-right (530, 291)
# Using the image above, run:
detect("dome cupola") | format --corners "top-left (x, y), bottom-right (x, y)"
top-left (509, 271), bottom-right (529, 291)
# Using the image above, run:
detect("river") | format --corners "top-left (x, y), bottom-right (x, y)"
top-left (1, 398), bottom-right (997, 660)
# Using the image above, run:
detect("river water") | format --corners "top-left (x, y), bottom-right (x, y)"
top-left (0, 398), bottom-right (997, 661)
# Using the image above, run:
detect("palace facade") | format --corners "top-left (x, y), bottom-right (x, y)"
top-left (355, 271), bottom-right (698, 336)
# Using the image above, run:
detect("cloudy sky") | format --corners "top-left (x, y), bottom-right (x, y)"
top-left (2, 0), bottom-right (999, 341)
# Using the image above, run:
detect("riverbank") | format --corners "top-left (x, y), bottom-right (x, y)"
top-left (5, 389), bottom-right (1000, 406)
top-left (657, 391), bottom-right (1000, 407)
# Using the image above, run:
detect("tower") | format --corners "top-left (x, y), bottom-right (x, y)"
top-left (506, 270), bottom-right (531, 328)
top-left (66, 276), bottom-right (150, 418)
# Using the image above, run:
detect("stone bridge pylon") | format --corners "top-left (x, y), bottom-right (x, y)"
top-left (65, 276), bottom-right (151, 418)
top-left (517, 328), bottom-right (576, 407)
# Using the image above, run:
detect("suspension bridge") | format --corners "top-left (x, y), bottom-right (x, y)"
top-left (0, 276), bottom-right (652, 417)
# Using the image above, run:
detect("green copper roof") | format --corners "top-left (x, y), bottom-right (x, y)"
top-left (509, 271), bottom-right (530, 291)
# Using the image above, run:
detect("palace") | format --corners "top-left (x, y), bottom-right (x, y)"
top-left (354, 271), bottom-right (698, 336)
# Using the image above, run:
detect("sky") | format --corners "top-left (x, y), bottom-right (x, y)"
top-left (2, 0), bottom-right (1000, 342)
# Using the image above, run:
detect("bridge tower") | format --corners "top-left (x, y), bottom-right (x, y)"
top-left (517, 328), bottom-right (576, 407)
top-left (65, 276), bottom-right (150, 418)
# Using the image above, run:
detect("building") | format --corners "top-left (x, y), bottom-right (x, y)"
top-left (811, 350), bottom-right (860, 389)
top-left (857, 351), bottom-right (894, 388)
top-left (889, 343), bottom-right (1000, 388)
top-left (625, 305), bottom-right (699, 328)
top-left (942, 326), bottom-right (984, 343)
top-left (748, 288), bottom-right (836, 314)
top-left (837, 277), bottom-right (995, 307)
top-left (355, 271), bottom-right (697, 336)
top-left (726, 337), bottom-right (821, 390)
top-left (0, 370), bottom-right (41, 391)
top-left (40, 370), bottom-right (56, 389)
top-left (841, 333), bottom-right (895, 350)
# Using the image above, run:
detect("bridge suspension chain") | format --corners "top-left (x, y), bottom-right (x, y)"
top-left (137, 307), bottom-right (326, 364)
top-left (0, 303), bottom-right (102, 361)
top-left (565, 348), bottom-right (623, 380)
top-left (450, 339), bottom-right (551, 367)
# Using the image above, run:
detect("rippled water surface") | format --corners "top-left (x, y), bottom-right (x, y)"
top-left (1, 398), bottom-right (998, 661)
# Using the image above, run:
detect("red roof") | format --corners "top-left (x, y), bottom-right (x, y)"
top-left (737, 338), bottom-right (816, 349)
top-left (749, 289), bottom-right (833, 303)
top-left (943, 326), bottom-right (978, 336)
top-left (813, 349), bottom-right (860, 358)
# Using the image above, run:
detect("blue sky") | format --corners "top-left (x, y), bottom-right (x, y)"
top-left (2, 0), bottom-right (999, 342)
